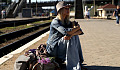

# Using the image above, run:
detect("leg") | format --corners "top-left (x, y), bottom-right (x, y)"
top-left (75, 36), bottom-right (88, 70)
top-left (57, 36), bottom-right (81, 70)
top-left (66, 36), bottom-right (81, 70)
top-left (118, 16), bottom-right (120, 24)
top-left (116, 16), bottom-right (119, 24)
top-left (75, 36), bottom-right (84, 63)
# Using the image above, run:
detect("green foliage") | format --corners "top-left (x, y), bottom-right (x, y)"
top-left (33, 20), bottom-right (52, 24)
top-left (0, 20), bottom-right (51, 35)
top-left (2, 0), bottom-right (12, 4)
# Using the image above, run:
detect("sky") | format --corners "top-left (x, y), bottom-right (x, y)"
top-left (12, 0), bottom-right (48, 2)
top-left (11, 0), bottom-right (54, 9)
top-left (11, 0), bottom-right (71, 9)
top-left (12, 0), bottom-right (63, 2)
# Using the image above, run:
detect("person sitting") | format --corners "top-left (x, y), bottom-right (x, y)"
top-left (46, 1), bottom-right (86, 70)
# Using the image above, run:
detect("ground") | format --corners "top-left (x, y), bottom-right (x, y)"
top-left (0, 19), bottom-right (120, 70)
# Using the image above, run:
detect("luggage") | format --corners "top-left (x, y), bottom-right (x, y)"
top-left (14, 44), bottom-right (60, 70)
top-left (14, 55), bottom-right (30, 70)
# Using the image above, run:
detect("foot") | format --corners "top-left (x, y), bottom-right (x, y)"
top-left (81, 66), bottom-right (88, 70)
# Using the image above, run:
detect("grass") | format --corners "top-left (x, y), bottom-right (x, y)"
top-left (32, 20), bottom-right (52, 24)
top-left (0, 20), bottom-right (52, 35)
top-left (0, 25), bottom-right (32, 31)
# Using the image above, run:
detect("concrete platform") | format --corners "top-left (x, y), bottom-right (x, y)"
top-left (0, 16), bottom-right (49, 22)
top-left (0, 18), bottom-right (120, 70)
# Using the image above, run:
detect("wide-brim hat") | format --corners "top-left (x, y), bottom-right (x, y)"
top-left (56, 1), bottom-right (71, 13)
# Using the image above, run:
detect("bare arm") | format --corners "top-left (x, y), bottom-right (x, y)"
top-left (113, 11), bottom-right (115, 16)
top-left (66, 24), bottom-right (80, 35)
top-left (64, 29), bottom-right (83, 40)
top-left (71, 29), bottom-right (83, 36)
top-left (64, 22), bottom-right (82, 40)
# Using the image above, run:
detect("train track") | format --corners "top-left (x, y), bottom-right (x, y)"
top-left (0, 22), bottom-right (50, 44)
top-left (0, 17), bottom-right (50, 28)
top-left (0, 20), bottom-right (51, 58)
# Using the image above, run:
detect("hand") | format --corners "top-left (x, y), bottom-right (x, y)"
top-left (64, 36), bottom-right (71, 40)
top-left (76, 24), bottom-right (80, 29)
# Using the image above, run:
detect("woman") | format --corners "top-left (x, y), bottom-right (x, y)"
top-left (46, 1), bottom-right (84, 70)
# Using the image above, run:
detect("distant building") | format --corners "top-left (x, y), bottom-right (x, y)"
top-left (83, 0), bottom-right (120, 5)
top-left (50, 10), bottom-right (55, 16)
top-left (97, 4), bottom-right (116, 17)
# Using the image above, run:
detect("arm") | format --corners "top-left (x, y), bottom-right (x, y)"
top-left (64, 29), bottom-right (82, 40)
top-left (64, 21), bottom-right (84, 40)
top-left (52, 19), bottom-right (80, 36)
top-left (71, 29), bottom-right (83, 36)
top-left (113, 11), bottom-right (115, 16)
top-left (52, 19), bottom-right (68, 36)
top-left (66, 24), bottom-right (80, 35)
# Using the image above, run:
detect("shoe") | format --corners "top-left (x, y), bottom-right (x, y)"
top-left (81, 66), bottom-right (88, 70)
top-left (116, 24), bottom-right (119, 25)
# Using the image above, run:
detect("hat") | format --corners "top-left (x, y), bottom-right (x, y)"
top-left (56, 1), bottom-right (71, 12)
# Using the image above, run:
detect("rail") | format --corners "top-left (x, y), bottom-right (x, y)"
top-left (0, 22), bottom-right (50, 44)
top-left (0, 25), bottom-right (50, 58)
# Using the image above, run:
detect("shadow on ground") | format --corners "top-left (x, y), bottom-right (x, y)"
top-left (0, 31), bottom-right (3, 34)
top-left (84, 66), bottom-right (120, 70)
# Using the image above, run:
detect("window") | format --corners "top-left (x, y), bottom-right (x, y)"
top-left (106, 11), bottom-right (109, 13)
top-left (110, 11), bottom-right (113, 13)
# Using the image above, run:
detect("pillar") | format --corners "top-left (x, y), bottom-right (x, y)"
top-left (75, 0), bottom-right (84, 19)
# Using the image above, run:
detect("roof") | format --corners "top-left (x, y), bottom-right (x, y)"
top-left (98, 4), bottom-right (116, 9)
top-left (50, 10), bottom-right (55, 13)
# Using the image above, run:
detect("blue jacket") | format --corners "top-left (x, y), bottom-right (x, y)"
top-left (46, 17), bottom-right (69, 51)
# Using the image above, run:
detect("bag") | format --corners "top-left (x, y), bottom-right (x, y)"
top-left (36, 63), bottom-right (56, 70)
top-left (32, 57), bottom-right (60, 70)
top-left (14, 50), bottom-right (37, 70)
top-left (32, 44), bottom-right (60, 70)
top-left (14, 55), bottom-right (30, 70)
top-left (36, 44), bottom-right (49, 58)
top-left (72, 21), bottom-right (84, 35)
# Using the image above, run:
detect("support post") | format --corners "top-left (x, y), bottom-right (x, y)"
top-left (93, 0), bottom-right (96, 16)
top-left (112, 0), bottom-right (114, 5)
top-left (36, 0), bottom-right (37, 15)
top-left (75, 0), bottom-right (84, 19)
top-left (29, 0), bottom-right (31, 8)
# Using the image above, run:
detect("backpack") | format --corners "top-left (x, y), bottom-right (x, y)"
top-left (32, 57), bottom-right (60, 70)
top-left (32, 44), bottom-right (60, 70)
top-left (14, 55), bottom-right (30, 70)
top-left (14, 50), bottom-right (37, 70)
top-left (14, 44), bottom-right (60, 70)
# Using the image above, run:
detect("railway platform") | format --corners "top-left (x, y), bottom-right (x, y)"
top-left (0, 18), bottom-right (120, 70)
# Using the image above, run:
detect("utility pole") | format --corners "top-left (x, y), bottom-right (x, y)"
top-left (36, 0), bottom-right (37, 15)
top-left (75, 0), bottom-right (84, 19)
top-left (29, 0), bottom-right (31, 8)
top-left (112, 0), bottom-right (114, 5)
top-left (94, 0), bottom-right (96, 16)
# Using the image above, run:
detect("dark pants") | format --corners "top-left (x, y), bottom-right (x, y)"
top-left (116, 16), bottom-right (119, 24)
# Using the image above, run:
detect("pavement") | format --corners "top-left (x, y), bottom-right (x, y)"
top-left (0, 18), bottom-right (120, 70)
top-left (75, 19), bottom-right (120, 70)
top-left (0, 16), bottom-right (49, 22)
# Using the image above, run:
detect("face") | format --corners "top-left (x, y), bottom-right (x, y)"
top-left (117, 6), bottom-right (120, 9)
top-left (63, 7), bottom-right (70, 16)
